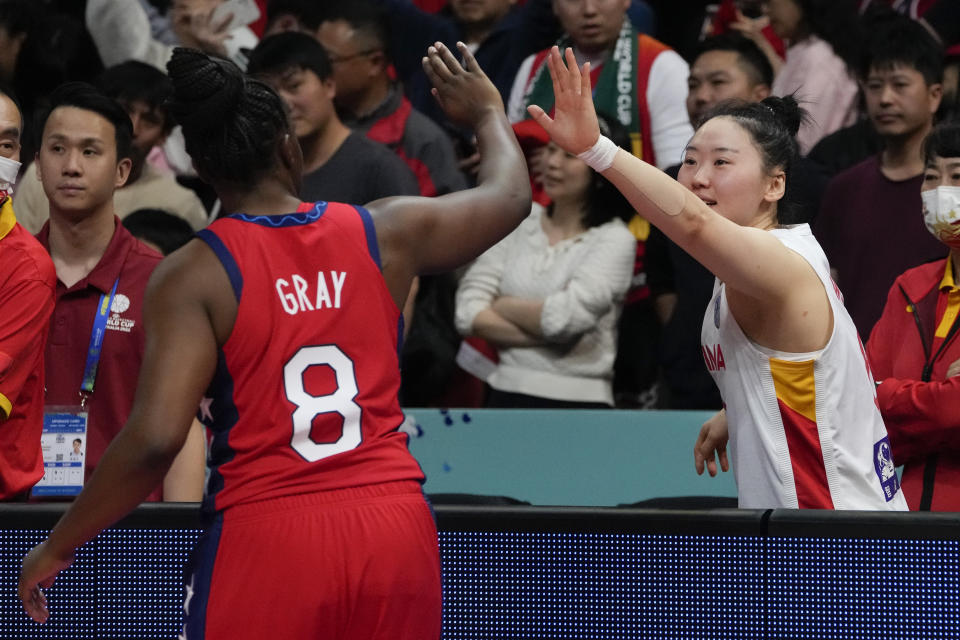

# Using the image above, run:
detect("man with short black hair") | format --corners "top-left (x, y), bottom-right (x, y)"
top-left (247, 32), bottom-right (420, 204)
top-left (35, 82), bottom-right (204, 502)
top-left (685, 32), bottom-right (773, 126)
top-left (316, 0), bottom-right (467, 197)
top-left (815, 16), bottom-right (947, 338)
top-left (15, 61), bottom-right (208, 234)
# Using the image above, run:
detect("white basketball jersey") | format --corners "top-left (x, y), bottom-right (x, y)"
top-left (701, 224), bottom-right (907, 510)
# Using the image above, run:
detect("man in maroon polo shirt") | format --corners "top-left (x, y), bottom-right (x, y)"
top-left (0, 89), bottom-right (57, 501)
top-left (34, 82), bottom-right (204, 502)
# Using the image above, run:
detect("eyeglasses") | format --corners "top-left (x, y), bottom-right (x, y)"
top-left (327, 49), bottom-right (382, 64)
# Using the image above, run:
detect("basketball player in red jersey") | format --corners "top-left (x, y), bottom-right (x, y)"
top-left (19, 42), bottom-right (530, 639)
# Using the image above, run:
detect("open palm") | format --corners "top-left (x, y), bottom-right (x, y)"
top-left (526, 47), bottom-right (601, 156)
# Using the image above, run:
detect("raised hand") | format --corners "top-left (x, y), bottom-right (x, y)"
top-left (526, 47), bottom-right (600, 156)
top-left (422, 42), bottom-right (503, 129)
top-left (171, 1), bottom-right (232, 59)
top-left (694, 409), bottom-right (730, 477)
top-left (728, 8), bottom-right (770, 46)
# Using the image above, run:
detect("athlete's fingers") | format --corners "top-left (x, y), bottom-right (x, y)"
top-left (433, 41), bottom-right (463, 76)
top-left (20, 585), bottom-right (49, 623)
top-left (457, 41), bottom-right (482, 75)
top-left (422, 56), bottom-right (452, 108)
top-left (694, 424), bottom-right (710, 475)
top-left (545, 46), bottom-right (564, 97)
top-left (563, 47), bottom-right (582, 96)
top-left (527, 104), bottom-right (554, 130)
top-left (424, 45), bottom-right (455, 83)
top-left (718, 447), bottom-right (729, 473)
top-left (581, 60), bottom-right (592, 97)
top-left (427, 86), bottom-right (446, 111)
top-left (421, 55), bottom-right (440, 87)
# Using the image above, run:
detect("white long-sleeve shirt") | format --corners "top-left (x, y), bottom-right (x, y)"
top-left (456, 206), bottom-right (636, 404)
top-left (85, 0), bottom-right (257, 71)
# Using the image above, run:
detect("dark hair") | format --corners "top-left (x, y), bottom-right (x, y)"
top-left (0, 1), bottom-right (104, 159)
top-left (37, 82), bottom-right (133, 161)
top-left (693, 33), bottom-right (774, 88)
top-left (923, 121), bottom-right (960, 166)
top-left (793, 0), bottom-right (861, 74)
top-left (700, 95), bottom-right (806, 224)
top-left (321, 0), bottom-right (389, 53)
top-left (247, 32), bottom-right (333, 81)
top-left (97, 61), bottom-right (174, 134)
top-left (0, 83), bottom-right (23, 127)
top-left (167, 48), bottom-right (289, 187)
top-left (546, 112), bottom-right (635, 228)
top-left (265, 0), bottom-right (328, 32)
top-left (858, 14), bottom-right (943, 85)
top-left (123, 209), bottom-right (196, 255)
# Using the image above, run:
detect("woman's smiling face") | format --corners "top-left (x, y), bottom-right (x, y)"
top-left (677, 115), bottom-right (782, 229)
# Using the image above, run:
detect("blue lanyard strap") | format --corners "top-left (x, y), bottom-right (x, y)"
top-left (80, 278), bottom-right (119, 396)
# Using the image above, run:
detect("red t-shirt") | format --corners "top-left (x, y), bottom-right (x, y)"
top-left (37, 218), bottom-right (163, 500)
top-left (196, 202), bottom-right (424, 514)
top-left (0, 199), bottom-right (56, 499)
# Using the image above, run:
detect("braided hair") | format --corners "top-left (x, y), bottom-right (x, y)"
top-left (166, 48), bottom-right (289, 186)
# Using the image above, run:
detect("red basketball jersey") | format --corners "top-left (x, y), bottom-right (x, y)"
top-left (196, 202), bottom-right (424, 513)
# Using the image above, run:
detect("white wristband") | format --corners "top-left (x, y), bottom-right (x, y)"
top-left (576, 135), bottom-right (618, 172)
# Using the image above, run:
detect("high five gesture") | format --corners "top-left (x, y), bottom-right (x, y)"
top-left (526, 47), bottom-right (601, 156)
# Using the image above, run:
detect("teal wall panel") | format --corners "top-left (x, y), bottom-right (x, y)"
top-left (404, 409), bottom-right (737, 506)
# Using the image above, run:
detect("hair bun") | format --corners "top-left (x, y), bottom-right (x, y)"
top-left (166, 47), bottom-right (244, 132)
top-left (760, 95), bottom-right (804, 139)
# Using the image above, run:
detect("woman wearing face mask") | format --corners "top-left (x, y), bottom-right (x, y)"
top-left (866, 122), bottom-right (960, 511)
top-left (530, 47), bottom-right (907, 510)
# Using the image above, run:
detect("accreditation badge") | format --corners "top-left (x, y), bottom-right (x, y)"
top-left (32, 406), bottom-right (88, 497)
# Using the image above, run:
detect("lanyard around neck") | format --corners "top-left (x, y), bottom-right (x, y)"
top-left (79, 278), bottom-right (119, 406)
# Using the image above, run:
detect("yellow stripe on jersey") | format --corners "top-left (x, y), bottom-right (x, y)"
top-left (0, 391), bottom-right (11, 418)
top-left (769, 357), bottom-right (817, 424)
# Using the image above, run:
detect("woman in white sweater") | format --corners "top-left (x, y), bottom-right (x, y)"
top-left (455, 114), bottom-right (637, 408)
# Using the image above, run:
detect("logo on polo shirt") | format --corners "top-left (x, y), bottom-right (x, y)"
top-left (107, 292), bottom-right (136, 333)
top-left (110, 294), bottom-right (130, 314)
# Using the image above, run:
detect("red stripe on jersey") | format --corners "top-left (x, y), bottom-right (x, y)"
top-left (778, 399), bottom-right (834, 509)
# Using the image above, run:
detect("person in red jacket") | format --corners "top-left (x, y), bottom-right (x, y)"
top-left (867, 121), bottom-right (960, 511)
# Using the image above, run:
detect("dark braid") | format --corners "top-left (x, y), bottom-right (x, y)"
top-left (166, 48), bottom-right (289, 186)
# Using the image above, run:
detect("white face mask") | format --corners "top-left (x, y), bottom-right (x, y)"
top-left (0, 154), bottom-right (20, 202)
top-left (922, 185), bottom-right (960, 249)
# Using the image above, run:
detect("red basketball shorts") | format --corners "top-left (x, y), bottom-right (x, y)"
top-left (179, 481), bottom-right (442, 640)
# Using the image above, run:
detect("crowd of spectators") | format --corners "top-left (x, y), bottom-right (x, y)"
top-left (1, 0), bottom-right (960, 510)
